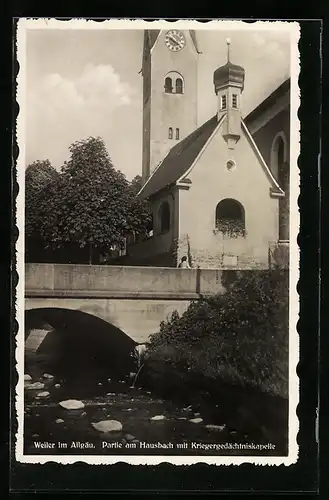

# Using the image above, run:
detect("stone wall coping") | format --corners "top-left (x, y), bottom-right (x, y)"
top-left (25, 289), bottom-right (209, 300)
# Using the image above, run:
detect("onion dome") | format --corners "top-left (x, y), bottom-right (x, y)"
top-left (213, 39), bottom-right (245, 94)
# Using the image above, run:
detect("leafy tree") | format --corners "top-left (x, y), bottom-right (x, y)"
top-left (25, 160), bottom-right (60, 261)
top-left (37, 137), bottom-right (152, 263)
top-left (130, 175), bottom-right (143, 195)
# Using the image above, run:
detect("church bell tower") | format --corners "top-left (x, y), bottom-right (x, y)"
top-left (141, 29), bottom-right (200, 184)
top-left (213, 39), bottom-right (245, 150)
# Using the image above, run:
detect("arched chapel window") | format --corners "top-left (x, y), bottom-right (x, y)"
top-left (168, 127), bottom-right (173, 140)
top-left (165, 77), bottom-right (173, 93)
top-left (271, 132), bottom-right (287, 182)
top-left (159, 201), bottom-right (170, 233)
top-left (176, 128), bottom-right (180, 140)
top-left (215, 199), bottom-right (245, 238)
top-left (176, 78), bottom-right (183, 94)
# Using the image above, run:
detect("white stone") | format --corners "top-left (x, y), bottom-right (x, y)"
top-left (59, 399), bottom-right (85, 410)
top-left (107, 378), bottom-right (111, 382)
top-left (54, 384), bottom-right (61, 388)
top-left (55, 418), bottom-right (64, 424)
top-left (150, 415), bottom-right (166, 421)
top-left (42, 373), bottom-right (54, 379)
top-left (91, 420), bottom-right (123, 433)
top-left (125, 434), bottom-right (136, 441)
top-left (24, 374), bottom-right (32, 382)
top-left (98, 383), bottom-right (102, 386)
top-left (36, 391), bottom-right (50, 398)
top-left (177, 417), bottom-right (187, 420)
top-left (194, 412), bottom-right (201, 417)
top-left (189, 418), bottom-right (203, 424)
top-left (107, 393), bottom-right (116, 396)
top-left (205, 424), bottom-right (226, 431)
top-left (26, 382), bottom-right (45, 390)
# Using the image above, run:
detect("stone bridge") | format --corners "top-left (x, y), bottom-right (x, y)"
top-left (25, 264), bottom-right (226, 343)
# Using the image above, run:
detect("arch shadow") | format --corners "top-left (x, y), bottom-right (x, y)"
top-left (25, 308), bottom-right (138, 382)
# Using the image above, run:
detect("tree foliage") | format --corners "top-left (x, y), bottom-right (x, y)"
top-left (25, 160), bottom-right (60, 240)
top-left (25, 137), bottom-right (152, 262)
top-left (147, 270), bottom-right (289, 398)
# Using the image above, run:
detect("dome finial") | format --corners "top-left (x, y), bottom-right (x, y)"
top-left (226, 37), bottom-right (231, 63)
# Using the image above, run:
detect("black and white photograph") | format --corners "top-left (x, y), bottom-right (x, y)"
top-left (16, 19), bottom-right (300, 466)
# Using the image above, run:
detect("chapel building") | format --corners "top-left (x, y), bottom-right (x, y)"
top-left (126, 29), bottom-right (290, 269)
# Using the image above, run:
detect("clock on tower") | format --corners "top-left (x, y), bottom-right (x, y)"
top-left (164, 30), bottom-right (186, 51)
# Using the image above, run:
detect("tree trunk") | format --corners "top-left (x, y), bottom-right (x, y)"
top-left (89, 242), bottom-right (92, 265)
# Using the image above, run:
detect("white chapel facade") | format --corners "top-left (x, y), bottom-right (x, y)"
top-left (126, 29), bottom-right (290, 269)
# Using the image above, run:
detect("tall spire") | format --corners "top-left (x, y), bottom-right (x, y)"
top-left (213, 40), bottom-right (245, 95)
top-left (226, 37), bottom-right (231, 63)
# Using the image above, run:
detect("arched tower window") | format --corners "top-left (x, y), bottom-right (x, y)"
top-left (221, 94), bottom-right (227, 110)
top-left (165, 77), bottom-right (173, 93)
top-left (176, 78), bottom-right (183, 94)
top-left (168, 127), bottom-right (173, 139)
top-left (159, 201), bottom-right (170, 233)
top-left (215, 199), bottom-right (245, 237)
top-left (164, 72), bottom-right (184, 94)
top-left (175, 128), bottom-right (180, 140)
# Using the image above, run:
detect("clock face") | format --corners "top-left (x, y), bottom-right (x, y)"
top-left (165, 30), bottom-right (186, 51)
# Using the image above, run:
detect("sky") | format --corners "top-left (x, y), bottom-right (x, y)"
top-left (25, 22), bottom-right (293, 180)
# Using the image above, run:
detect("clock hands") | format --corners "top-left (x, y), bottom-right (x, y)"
top-left (168, 35), bottom-right (179, 46)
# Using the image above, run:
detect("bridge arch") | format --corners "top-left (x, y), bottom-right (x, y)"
top-left (25, 307), bottom-right (138, 382)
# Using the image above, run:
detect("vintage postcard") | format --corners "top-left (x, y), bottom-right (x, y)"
top-left (15, 18), bottom-right (300, 466)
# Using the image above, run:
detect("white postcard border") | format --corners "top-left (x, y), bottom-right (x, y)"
top-left (15, 18), bottom-right (301, 467)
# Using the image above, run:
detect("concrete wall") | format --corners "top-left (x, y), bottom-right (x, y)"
top-left (25, 264), bottom-right (226, 298)
top-left (178, 122), bottom-right (280, 269)
top-left (25, 263), bottom-right (227, 343)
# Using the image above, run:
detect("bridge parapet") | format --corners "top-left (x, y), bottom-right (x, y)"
top-left (25, 264), bottom-right (226, 299)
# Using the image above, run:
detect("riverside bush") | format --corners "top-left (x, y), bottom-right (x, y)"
top-left (147, 269), bottom-right (289, 399)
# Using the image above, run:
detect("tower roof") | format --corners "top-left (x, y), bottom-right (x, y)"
top-left (213, 39), bottom-right (245, 93)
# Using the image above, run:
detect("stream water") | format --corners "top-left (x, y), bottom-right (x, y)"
top-left (24, 368), bottom-right (283, 457)
top-left (23, 316), bottom-right (283, 457)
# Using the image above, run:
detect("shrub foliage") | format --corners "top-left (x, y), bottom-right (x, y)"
top-left (147, 270), bottom-right (289, 398)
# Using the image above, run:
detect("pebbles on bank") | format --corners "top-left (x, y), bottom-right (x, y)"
top-left (205, 424), bottom-right (226, 431)
top-left (91, 420), bottom-right (123, 433)
top-left (36, 391), bottom-right (50, 399)
top-left (26, 382), bottom-right (45, 390)
top-left (189, 417), bottom-right (203, 424)
top-left (59, 399), bottom-right (85, 410)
